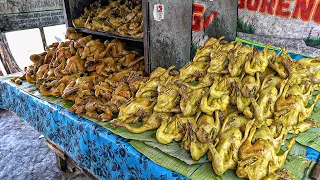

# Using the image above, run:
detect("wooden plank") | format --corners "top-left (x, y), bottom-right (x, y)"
top-left (0, 33), bottom-right (20, 74)
top-left (39, 27), bottom-right (47, 50)
top-left (45, 140), bottom-right (67, 160)
top-left (142, 0), bottom-right (149, 74)
top-left (0, 10), bottom-right (64, 32)
top-left (55, 154), bottom-right (67, 172)
top-left (0, 0), bottom-right (62, 14)
top-left (45, 138), bottom-right (99, 180)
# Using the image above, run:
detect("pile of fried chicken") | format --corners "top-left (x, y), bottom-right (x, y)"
top-left (112, 37), bottom-right (320, 180)
top-left (11, 28), bottom-right (147, 121)
top-left (73, 0), bottom-right (143, 38)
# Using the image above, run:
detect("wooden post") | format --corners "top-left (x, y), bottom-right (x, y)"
top-left (45, 138), bottom-right (99, 180)
top-left (0, 33), bottom-right (21, 74)
top-left (39, 27), bottom-right (48, 51)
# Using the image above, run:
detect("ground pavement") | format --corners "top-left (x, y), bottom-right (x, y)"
top-left (0, 109), bottom-right (90, 180)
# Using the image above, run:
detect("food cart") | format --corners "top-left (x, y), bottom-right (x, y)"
top-left (0, 0), bottom-right (320, 179)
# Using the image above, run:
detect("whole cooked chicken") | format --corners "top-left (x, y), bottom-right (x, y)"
top-left (269, 48), bottom-right (292, 79)
top-left (72, 0), bottom-right (143, 38)
top-left (114, 97), bottom-right (156, 124)
top-left (187, 112), bottom-right (221, 161)
top-left (236, 125), bottom-right (295, 180)
top-left (228, 43), bottom-right (253, 77)
top-left (156, 112), bottom-right (200, 145)
top-left (274, 84), bottom-right (319, 128)
top-left (179, 61), bottom-right (209, 82)
top-left (113, 112), bottom-right (171, 134)
top-left (193, 37), bottom-right (224, 62)
top-left (179, 86), bottom-right (208, 117)
top-left (207, 41), bottom-right (235, 74)
top-left (207, 115), bottom-right (254, 175)
top-left (154, 81), bottom-right (181, 113)
top-left (135, 67), bottom-right (174, 98)
top-left (245, 44), bottom-right (274, 76)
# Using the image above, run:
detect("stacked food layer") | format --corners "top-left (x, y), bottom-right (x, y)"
top-left (112, 37), bottom-right (320, 180)
top-left (13, 32), bottom-right (320, 179)
top-left (73, 0), bottom-right (143, 38)
top-left (11, 28), bottom-right (146, 121)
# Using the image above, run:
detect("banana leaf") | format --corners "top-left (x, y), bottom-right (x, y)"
top-left (144, 141), bottom-right (208, 165)
top-left (131, 140), bottom-right (316, 180)
top-left (130, 140), bottom-right (200, 178)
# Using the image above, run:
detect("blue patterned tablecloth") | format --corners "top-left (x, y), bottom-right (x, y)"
top-left (0, 80), bottom-right (187, 180)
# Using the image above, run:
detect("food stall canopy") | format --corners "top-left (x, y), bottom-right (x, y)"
top-left (0, 0), bottom-right (64, 32)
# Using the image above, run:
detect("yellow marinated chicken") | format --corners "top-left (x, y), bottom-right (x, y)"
top-left (207, 115), bottom-right (254, 175)
top-left (204, 37), bottom-right (225, 49)
top-left (188, 112), bottom-right (221, 161)
top-left (289, 57), bottom-right (320, 86)
top-left (113, 97), bottom-right (156, 124)
top-left (156, 113), bottom-right (200, 145)
top-left (274, 84), bottom-right (320, 128)
top-left (154, 82), bottom-right (181, 113)
top-left (252, 125), bottom-right (288, 152)
top-left (240, 73), bottom-right (261, 98)
top-left (250, 78), bottom-right (287, 127)
top-left (234, 82), bottom-right (251, 113)
top-left (193, 46), bottom-right (213, 63)
top-left (200, 94), bottom-right (230, 115)
top-left (179, 84), bottom-right (208, 116)
top-left (196, 112), bottom-right (221, 143)
top-left (72, 0), bottom-right (143, 38)
top-left (286, 80), bottom-right (314, 105)
top-left (113, 112), bottom-right (172, 134)
top-left (269, 48), bottom-right (292, 79)
top-left (236, 125), bottom-right (295, 180)
top-left (288, 118), bottom-right (318, 135)
top-left (209, 75), bottom-right (239, 99)
top-left (177, 73), bottom-right (215, 91)
top-left (207, 41), bottom-right (235, 74)
top-left (245, 44), bottom-right (274, 76)
top-left (228, 43), bottom-right (253, 77)
top-left (189, 37), bottom-right (225, 62)
top-left (179, 61), bottom-right (210, 82)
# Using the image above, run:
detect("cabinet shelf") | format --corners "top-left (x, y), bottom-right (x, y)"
top-left (76, 28), bottom-right (144, 43)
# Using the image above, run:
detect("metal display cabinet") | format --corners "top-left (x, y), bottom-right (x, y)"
top-left (62, 0), bottom-right (193, 73)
